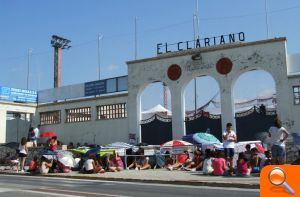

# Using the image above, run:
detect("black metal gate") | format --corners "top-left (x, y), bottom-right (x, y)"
top-left (141, 114), bottom-right (172, 145)
top-left (185, 107), bottom-right (277, 142)
top-left (186, 112), bottom-right (222, 140)
top-left (235, 106), bottom-right (277, 141)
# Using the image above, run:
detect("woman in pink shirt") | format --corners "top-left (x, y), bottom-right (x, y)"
top-left (212, 151), bottom-right (227, 176)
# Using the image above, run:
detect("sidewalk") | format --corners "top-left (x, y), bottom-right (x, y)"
top-left (0, 167), bottom-right (259, 189)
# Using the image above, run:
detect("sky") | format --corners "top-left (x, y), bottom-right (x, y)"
top-left (0, 0), bottom-right (299, 111)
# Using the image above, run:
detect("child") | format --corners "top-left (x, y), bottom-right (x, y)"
top-left (185, 150), bottom-right (203, 171)
top-left (244, 144), bottom-right (252, 160)
top-left (115, 153), bottom-right (124, 171)
top-left (83, 155), bottom-right (96, 174)
top-left (28, 156), bottom-right (38, 173)
top-left (212, 150), bottom-right (227, 176)
top-left (202, 149), bottom-right (214, 175)
top-left (250, 148), bottom-right (261, 173)
top-left (39, 157), bottom-right (53, 174)
top-left (260, 150), bottom-right (272, 170)
top-left (236, 152), bottom-right (251, 177)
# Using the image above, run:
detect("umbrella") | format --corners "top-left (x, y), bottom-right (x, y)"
top-left (106, 142), bottom-right (133, 149)
top-left (56, 150), bottom-right (75, 167)
top-left (192, 132), bottom-right (221, 145)
top-left (255, 143), bottom-right (265, 154)
top-left (161, 140), bottom-right (193, 147)
top-left (83, 147), bottom-right (102, 158)
top-left (70, 147), bottom-right (90, 155)
top-left (40, 131), bottom-right (57, 138)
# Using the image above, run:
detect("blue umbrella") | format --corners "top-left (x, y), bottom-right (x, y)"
top-left (192, 132), bottom-right (221, 145)
top-left (83, 147), bottom-right (101, 159)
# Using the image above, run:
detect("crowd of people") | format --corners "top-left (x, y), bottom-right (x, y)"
top-left (7, 117), bottom-right (292, 176)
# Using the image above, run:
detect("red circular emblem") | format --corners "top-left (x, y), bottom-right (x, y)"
top-left (216, 58), bottom-right (233, 75)
top-left (167, 64), bottom-right (182, 81)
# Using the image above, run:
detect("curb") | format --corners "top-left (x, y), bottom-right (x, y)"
top-left (0, 172), bottom-right (259, 189)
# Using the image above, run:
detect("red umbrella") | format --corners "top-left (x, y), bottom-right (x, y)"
top-left (40, 131), bottom-right (57, 138)
top-left (161, 140), bottom-right (193, 147)
top-left (255, 143), bottom-right (265, 154)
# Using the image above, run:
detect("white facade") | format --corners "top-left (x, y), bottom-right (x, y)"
top-left (0, 101), bottom-right (36, 143)
top-left (36, 93), bottom-right (128, 145)
top-left (127, 38), bottom-right (300, 143)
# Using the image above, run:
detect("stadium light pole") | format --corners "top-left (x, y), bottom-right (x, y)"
top-left (98, 34), bottom-right (103, 80)
top-left (26, 48), bottom-right (33, 89)
top-left (51, 35), bottom-right (71, 88)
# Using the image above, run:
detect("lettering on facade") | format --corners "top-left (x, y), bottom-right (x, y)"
top-left (157, 32), bottom-right (245, 55)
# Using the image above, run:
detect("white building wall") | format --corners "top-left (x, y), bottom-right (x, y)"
top-left (0, 101), bottom-right (36, 143)
top-left (288, 77), bottom-right (300, 132)
top-left (36, 93), bottom-right (129, 145)
top-left (127, 38), bottom-right (299, 141)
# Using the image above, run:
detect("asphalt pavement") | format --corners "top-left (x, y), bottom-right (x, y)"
top-left (0, 174), bottom-right (259, 197)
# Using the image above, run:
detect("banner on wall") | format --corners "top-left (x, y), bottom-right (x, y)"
top-left (0, 86), bottom-right (37, 103)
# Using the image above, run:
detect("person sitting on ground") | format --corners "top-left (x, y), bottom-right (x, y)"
top-left (244, 144), bottom-right (252, 160)
top-left (39, 157), bottom-right (53, 174)
top-left (115, 153), bottom-right (124, 171)
top-left (49, 136), bottom-right (57, 152)
top-left (212, 150), bottom-right (227, 176)
top-left (67, 142), bottom-right (74, 149)
top-left (260, 150), bottom-right (272, 169)
top-left (83, 154), bottom-right (97, 174)
top-left (128, 154), bottom-right (151, 170)
top-left (250, 147), bottom-right (261, 173)
top-left (167, 150), bottom-right (189, 171)
top-left (202, 149), bottom-right (214, 175)
top-left (164, 151), bottom-right (174, 168)
top-left (236, 152), bottom-right (251, 177)
top-left (108, 154), bottom-right (121, 172)
top-left (28, 156), bottom-right (38, 173)
top-left (184, 150), bottom-right (203, 171)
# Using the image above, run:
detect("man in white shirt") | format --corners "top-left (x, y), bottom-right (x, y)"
top-left (268, 118), bottom-right (289, 164)
top-left (32, 125), bottom-right (40, 148)
top-left (223, 122), bottom-right (237, 175)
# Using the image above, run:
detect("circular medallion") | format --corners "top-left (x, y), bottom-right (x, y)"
top-left (167, 64), bottom-right (182, 81)
top-left (216, 57), bottom-right (233, 75)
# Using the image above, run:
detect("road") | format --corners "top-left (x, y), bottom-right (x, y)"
top-left (0, 174), bottom-right (259, 197)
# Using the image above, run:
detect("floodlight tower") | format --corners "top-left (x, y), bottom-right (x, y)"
top-left (51, 35), bottom-right (71, 88)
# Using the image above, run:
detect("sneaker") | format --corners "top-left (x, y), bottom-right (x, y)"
top-left (135, 167), bottom-right (138, 170)
top-left (20, 170), bottom-right (24, 173)
top-left (167, 166), bottom-right (173, 171)
top-left (126, 167), bottom-right (129, 170)
top-left (191, 168), bottom-right (196, 172)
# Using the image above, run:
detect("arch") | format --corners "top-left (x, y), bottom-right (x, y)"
top-left (232, 69), bottom-right (277, 142)
top-left (139, 81), bottom-right (172, 144)
top-left (184, 75), bottom-right (222, 140)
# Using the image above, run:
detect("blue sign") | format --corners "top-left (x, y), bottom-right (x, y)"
top-left (0, 86), bottom-right (37, 103)
top-left (84, 80), bottom-right (107, 96)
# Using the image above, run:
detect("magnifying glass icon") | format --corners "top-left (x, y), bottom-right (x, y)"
top-left (268, 167), bottom-right (295, 195)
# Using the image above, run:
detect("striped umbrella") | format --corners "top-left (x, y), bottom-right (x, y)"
top-left (161, 140), bottom-right (193, 147)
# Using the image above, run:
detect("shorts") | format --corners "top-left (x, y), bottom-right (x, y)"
top-left (224, 148), bottom-right (235, 159)
top-left (32, 139), bottom-right (37, 146)
top-left (271, 145), bottom-right (285, 157)
top-left (18, 153), bottom-right (27, 158)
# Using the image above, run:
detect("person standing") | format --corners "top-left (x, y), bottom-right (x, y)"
top-left (32, 125), bottom-right (40, 148)
top-left (222, 122), bottom-right (237, 176)
top-left (18, 137), bottom-right (28, 173)
top-left (268, 118), bottom-right (289, 164)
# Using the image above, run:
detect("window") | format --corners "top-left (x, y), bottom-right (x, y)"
top-left (40, 111), bottom-right (61, 125)
top-left (66, 107), bottom-right (91, 123)
top-left (294, 86), bottom-right (300, 105)
top-left (97, 103), bottom-right (127, 120)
